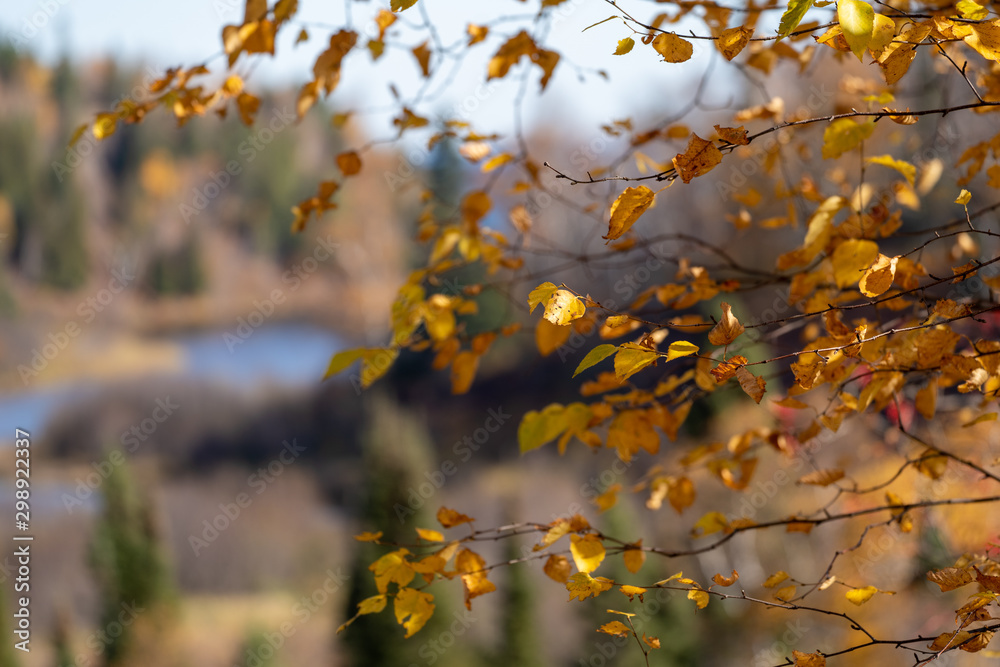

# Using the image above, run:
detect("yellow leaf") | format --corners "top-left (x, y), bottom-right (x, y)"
top-left (598, 621), bottom-right (631, 637)
top-left (838, 0), bottom-right (874, 61)
top-left (963, 412), bottom-right (998, 427)
top-left (614, 343), bottom-right (659, 381)
top-left (535, 317), bottom-right (571, 356)
top-left (93, 113), bottom-right (118, 140)
top-left (449, 350), bottom-right (479, 395)
top-left (614, 37), bottom-right (635, 55)
top-left (735, 366), bottom-right (766, 404)
top-left (915, 382), bottom-right (936, 420)
top-left (354, 530), bottom-right (383, 542)
top-left (623, 542), bottom-right (646, 574)
top-left (544, 554), bottom-right (572, 583)
top-left (570, 534), bottom-right (607, 574)
top-left (358, 594), bottom-right (387, 615)
top-left (488, 31), bottom-right (536, 80)
top-left (927, 567), bottom-right (975, 592)
top-left (668, 476), bottom-right (696, 513)
top-left (394, 587), bottom-right (435, 637)
top-left (574, 344), bottom-right (618, 378)
top-left (390, 0), bottom-right (418, 11)
top-left (831, 239), bottom-right (880, 288)
top-left (665, 340), bottom-right (700, 361)
top-left (798, 468), bottom-right (845, 486)
top-left (528, 282), bottom-right (560, 314)
top-left (620, 584), bottom-right (647, 601)
top-left (859, 253), bottom-right (899, 297)
top-left (687, 589), bottom-right (710, 609)
top-left (652, 33), bottom-right (694, 63)
top-left (868, 14), bottom-right (896, 59)
top-left (594, 484), bottom-right (620, 513)
top-left (467, 24), bottom-right (489, 46)
top-left (822, 118), bottom-right (875, 159)
top-left (337, 150), bottom-right (362, 176)
top-left (955, 188), bottom-right (972, 205)
top-left (461, 190), bottom-right (492, 225)
top-left (845, 585), bottom-right (878, 605)
top-left (370, 549), bottom-right (415, 593)
top-left (436, 506), bottom-right (474, 528)
top-left (643, 634), bottom-right (661, 649)
top-left (866, 155), bottom-right (915, 186)
top-left (793, 650), bottom-right (827, 666)
top-left (673, 134), bottom-right (723, 183)
top-left (691, 511), bottom-right (729, 538)
top-left (481, 153), bottom-right (512, 172)
top-left (714, 124), bottom-right (749, 146)
top-left (763, 571), bottom-right (790, 588)
top-left (774, 585), bottom-right (797, 601)
top-left (607, 410), bottom-right (659, 462)
top-left (604, 186), bottom-right (655, 240)
top-left (567, 572), bottom-right (615, 601)
top-left (456, 549), bottom-right (497, 609)
top-left (717, 27), bottom-right (753, 60)
top-left (713, 570), bottom-right (740, 587)
top-left (708, 302), bottom-right (745, 345)
top-left (411, 41), bottom-right (431, 77)
top-left (928, 630), bottom-right (973, 652)
top-left (416, 527), bottom-right (444, 542)
top-left (543, 290), bottom-right (586, 325)
top-left (964, 20), bottom-right (1000, 61)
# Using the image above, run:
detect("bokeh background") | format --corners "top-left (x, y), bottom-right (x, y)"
top-left (1, 1), bottom-right (999, 666)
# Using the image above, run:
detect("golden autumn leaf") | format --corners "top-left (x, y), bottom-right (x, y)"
top-left (964, 20), bottom-right (1000, 61)
top-left (643, 634), bottom-right (661, 649)
top-left (838, 0), bottom-right (874, 61)
top-left (467, 23), bottom-right (488, 45)
top-left (793, 650), bottom-right (827, 666)
top-left (394, 587), bottom-right (435, 637)
top-left (536, 318), bottom-right (571, 356)
top-left (567, 572), bottom-right (615, 601)
top-left (763, 571), bottom-right (790, 588)
top-left (437, 506), bottom-right (474, 528)
top-left (845, 585), bottom-right (878, 605)
top-left (450, 350), bottom-right (479, 395)
top-left (354, 531), bottom-right (383, 542)
top-left (716, 27), bottom-right (753, 60)
top-left (831, 239), bottom-right (880, 288)
top-left (673, 134), bottom-right (723, 183)
top-left (859, 253), bottom-right (899, 297)
top-left (822, 118), bottom-right (875, 159)
top-left (371, 549), bottom-right (415, 593)
top-left (714, 124), bottom-right (749, 146)
top-left (411, 41), bottom-right (431, 76)
top-left (624, 541), bottom-right (646, 573)
top-left (652, 33), bottom-right (694, 62)
top-left (456, 549), bottom-right (497, 609)
top-left (415, 527), bottom-right (444, 542)
top-left (798, 468), bottom-right (845, 486)
top-left (927, 567), bottom-right (975, 592)
top-left (604, 186), bottom-right (655, 240)
top-left (774, 585), bottom-right (796, 602)
top-left (594, 484), bottom-right (620, 512)
top-left (713, 570), bottom-right (740, 587)
top-left (614, 37), bottom-right (635, 55)
top-left (614, 343), bottom-right (659, 381)
top-left (687, 589), bottom-right (710, 609)
top-left (544, 554), bottom-right (572, 583)
top-left (598, 621), bottom-right (631, 637)
top-left (337, 150), bottom-right (362, 176)
top-left (708, 302), bottom-right (745, 346)
top-left (735, 366), bottom-right (766, 404)
top-left (543, 290), bottom-right (586, 325)
top-left (620, 584), bottom-right (647, 601)
top-left (570, 534), bottom-right (606, 574)
top-left (710, 355), bottom-right (748, 383)
top-left (691, 511), bottom-right (729, 538)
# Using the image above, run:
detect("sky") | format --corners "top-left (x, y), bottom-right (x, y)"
top-left (0, 0), bottom-right (715, 138)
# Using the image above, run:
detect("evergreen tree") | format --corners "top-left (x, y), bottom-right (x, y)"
top-left (88, 458), bottom-right (172, 666)
top-left (340, 392), bottom-right (470, 667)
top-left (493, 535), bottom-right (543, 667)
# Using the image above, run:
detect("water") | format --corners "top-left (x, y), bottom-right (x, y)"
top-left (0, 323), bottom-right (344, 438)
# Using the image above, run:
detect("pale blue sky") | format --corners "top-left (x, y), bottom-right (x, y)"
top-left (0, 0), bottom-right (718, 138)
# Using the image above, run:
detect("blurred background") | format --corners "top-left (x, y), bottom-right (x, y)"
top-left (0, 1), bottom-right (998, 666)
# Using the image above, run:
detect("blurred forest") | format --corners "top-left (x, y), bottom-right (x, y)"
top-left (1, 4), bottom-right (999, 664)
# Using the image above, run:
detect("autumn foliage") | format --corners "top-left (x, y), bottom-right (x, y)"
top-left (81, 0), bottom-right (1000, 662)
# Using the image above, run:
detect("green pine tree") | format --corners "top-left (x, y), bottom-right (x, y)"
top-left (340, 392), bottom-right (473, 667)
top-left (88, 458), bottom-right (172, 666)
